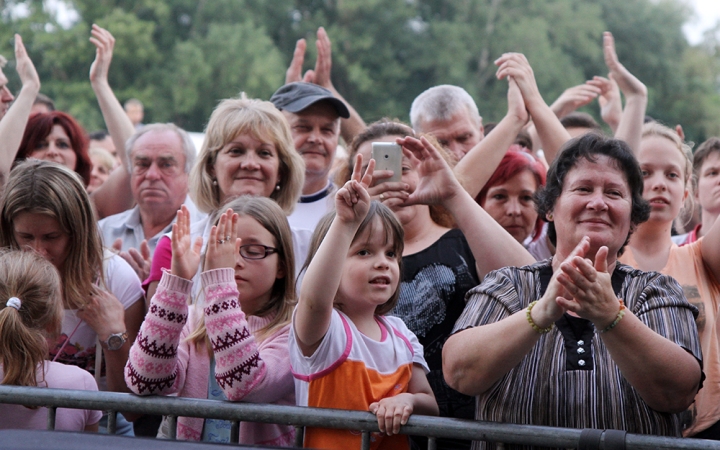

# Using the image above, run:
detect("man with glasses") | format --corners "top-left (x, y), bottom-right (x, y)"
top-left (99, 124), bottom-right (204, 276)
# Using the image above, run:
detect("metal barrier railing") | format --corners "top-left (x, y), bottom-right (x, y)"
top-left (0, 385), bottom-right (718, 450)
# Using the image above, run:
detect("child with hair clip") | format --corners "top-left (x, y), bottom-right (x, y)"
top-left (0, 250), bottom-right (102, 432)
top-left (125, 196), bottom-right (296, 445)
top-left (291, 156), bottom-right (438, 449)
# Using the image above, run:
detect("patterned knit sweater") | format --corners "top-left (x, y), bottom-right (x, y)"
top-left (124, 269), bottom-right (295, 445)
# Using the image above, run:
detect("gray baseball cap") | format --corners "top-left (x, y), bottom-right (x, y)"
top-left (270, 82), bottom-right (350, 118)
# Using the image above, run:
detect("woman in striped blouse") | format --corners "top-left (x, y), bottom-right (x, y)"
top-left (443, 133), bottom-right (703, 449)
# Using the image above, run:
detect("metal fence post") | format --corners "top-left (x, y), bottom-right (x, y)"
top-left (46, 406), bottom-right (56, 431)
top-left (361, 430), bottom-right (371, 450)
top-left (167, 415), bottom-right (177, 440)
top-left (107, 410), bottom-right (117, 434)
top-left (230, 420), bottom-right (240, 443)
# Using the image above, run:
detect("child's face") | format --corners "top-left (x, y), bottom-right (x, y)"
top-left (232, 215), bottom-right (285, 315)
top-left (337, 217), bottom-right (400, 313)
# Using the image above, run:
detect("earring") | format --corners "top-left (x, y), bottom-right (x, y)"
top-left (212, 179), bottom-right (218, 186)
top-left (275, 184), bottom-right (281, 191)
top-left (547, 213), bottom-right (553, 221)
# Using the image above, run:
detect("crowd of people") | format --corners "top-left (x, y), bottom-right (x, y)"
top-left (0, 21), bottom-right (717, 450)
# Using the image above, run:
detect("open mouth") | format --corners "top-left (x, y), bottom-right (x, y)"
top-left (369, 276), bottom-right (391, 285)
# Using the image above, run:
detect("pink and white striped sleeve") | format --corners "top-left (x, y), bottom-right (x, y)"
top-left (202, 268), bottom-right (266, 401)
top-left (125, 270), bottom-right (191, 395)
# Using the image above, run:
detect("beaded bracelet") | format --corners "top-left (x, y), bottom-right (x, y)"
top-left (526, 301), bottom-right (553, 334)
top-left (600, 300), bottom-right (626, 334)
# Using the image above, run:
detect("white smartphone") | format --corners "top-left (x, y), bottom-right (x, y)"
top-left (371, 142), bottom-right (402, 183)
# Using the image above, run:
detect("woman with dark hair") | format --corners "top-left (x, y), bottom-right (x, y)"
top-left (17, 111), bottom-right (92, 185)
top-left (444, 133), bottom-right (703, 448)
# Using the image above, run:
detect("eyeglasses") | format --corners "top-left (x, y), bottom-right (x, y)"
top-left (239, 244), bottom-right (278, 260)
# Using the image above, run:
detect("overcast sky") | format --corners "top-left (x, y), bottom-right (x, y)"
top-left (683, 0), bottom-right (720, 44)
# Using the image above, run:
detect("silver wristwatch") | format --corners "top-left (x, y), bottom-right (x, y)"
top-left (100, 331), bottom-right (128, 351)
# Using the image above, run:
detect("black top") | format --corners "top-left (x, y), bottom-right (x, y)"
top-left (393, 229), bottom-right (479, 449)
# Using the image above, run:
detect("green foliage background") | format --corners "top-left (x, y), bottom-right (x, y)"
top-left (1, 0), bottom-right (719, 146)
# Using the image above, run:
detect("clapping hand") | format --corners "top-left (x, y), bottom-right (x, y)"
top-left (555, 244), bottom-right (622, 328)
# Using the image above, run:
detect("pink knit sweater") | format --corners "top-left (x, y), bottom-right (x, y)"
top-left (125, 269), bottom-right (295, 445)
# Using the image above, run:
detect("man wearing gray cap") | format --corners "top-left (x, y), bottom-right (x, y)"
top-left (271, 81), bottom-right (349, 233)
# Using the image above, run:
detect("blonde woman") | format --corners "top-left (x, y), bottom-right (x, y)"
top-left (619, 122), bottom-right (720, 438)
top-left (145, 96), bottom-right (306, 301)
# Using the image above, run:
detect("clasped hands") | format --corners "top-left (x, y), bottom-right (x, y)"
top-left (530, 236), bottom-right (624, 331)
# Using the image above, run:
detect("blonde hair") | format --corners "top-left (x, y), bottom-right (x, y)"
top-left (0, 250), bottom-right (63, 387)
top-left (190, 95), bottom-right (305, 215)
top-left (187, 196), bottom-right (297, 349)
top-left (641, 122), bottom-right (695, 219)
top-left (89, 147), bottom-right (116, 172)
top-left (0, 160), bottom-right (105, 309)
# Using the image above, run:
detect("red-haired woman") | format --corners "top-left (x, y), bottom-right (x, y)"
top-left (0, 26), bottom-right (136, 219)
top-left (477, 150), bottom-right (550, 259)
top-left (17, 111), bottom-right (92, 186)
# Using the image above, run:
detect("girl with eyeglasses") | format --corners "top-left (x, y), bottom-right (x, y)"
top-left (125, 196), bottom-right (296, 445)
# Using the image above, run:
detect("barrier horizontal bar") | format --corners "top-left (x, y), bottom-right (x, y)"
top-left (0, 385), bottom-right (717, 449)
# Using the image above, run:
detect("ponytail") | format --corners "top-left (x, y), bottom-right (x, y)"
top-left (0, 250), bottom-right (63, 387)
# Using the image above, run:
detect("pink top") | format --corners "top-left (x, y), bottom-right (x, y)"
top-left (0, 361), bottom-right (102, 431)
top-left (125, 268), bottom-right (295, 445)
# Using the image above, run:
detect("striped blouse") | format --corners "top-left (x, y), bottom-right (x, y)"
top-left (453, 259), bottom-right (703, 450)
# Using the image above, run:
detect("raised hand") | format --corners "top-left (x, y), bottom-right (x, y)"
top-left (285, 38), bottom-right (307, 84)
top-left (603, 31), bottom-right (646, 98)
top-left (555, 244), bottom-right (622, 328)
top-left (593, 75), bottom-right (622, 130)
top-left (311, 27), bottom-right (333, 88)
top-left (335, 154), bottom-right (374, 224)
top-left (495, 53), bottom-right (543, 111)
top-left (205, 209), bottom-right (240, 272)
top-left (89, 24), bottom-right (115, 84)
top-left (399, 136), bottom-right (460, 206)
top-left (507, 77), bottom-right (529, 124)
top-left (14, 35), bottom-right (40, 90)
top-left (171, 205), bottom-right (203, 280)
top-left (549, 82), bottom-right (602, 119)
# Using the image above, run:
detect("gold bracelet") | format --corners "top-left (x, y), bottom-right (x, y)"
top-left (600, 300), bottom-right (626, 334)
top-left (526, 301), bottom-right (553, 334)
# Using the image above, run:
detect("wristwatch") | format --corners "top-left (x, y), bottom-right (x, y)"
top-left (100, 331), bottom-right (128, 351)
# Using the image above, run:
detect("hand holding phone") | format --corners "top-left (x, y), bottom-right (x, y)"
top-left (371, 142), bottom-right (402, 183)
